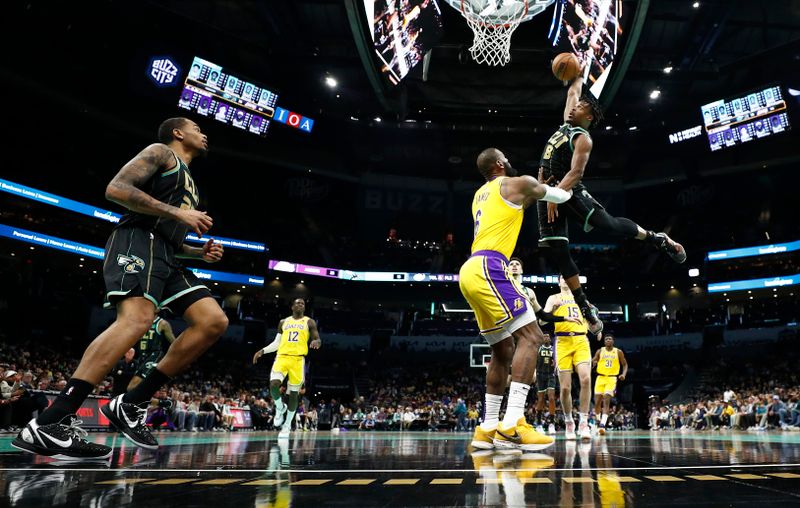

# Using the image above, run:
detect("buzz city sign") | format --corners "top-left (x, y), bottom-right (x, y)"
top-left (148, 56), bottom-right (180, 87)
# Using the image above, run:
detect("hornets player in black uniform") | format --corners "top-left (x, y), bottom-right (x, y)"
top-left (534, 333), bottom-right (558, 434)
top-left (13, 118), bottom-right (229, 460)
top-left (537, 72), bottom-right (687, 335)
top-left (128, 316), bottom-right (176, 390)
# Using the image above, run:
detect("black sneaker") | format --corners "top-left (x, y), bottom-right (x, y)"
top-left (11, 415), bottom-right (112, 460)
top-left (580, 303), bottom-right (604, 335)
top-left (652, 232), bottom-right (687, 264)
top-left (101, 394), bottom-right (158, 450)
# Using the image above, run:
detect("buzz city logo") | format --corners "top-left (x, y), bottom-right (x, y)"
top-left (148, 57), bottom-right (180, 87)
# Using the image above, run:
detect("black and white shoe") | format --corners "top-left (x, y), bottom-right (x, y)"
top-left (652, 232), bottom-right (687, 264)
top-left (11, 415), bottom-right (112, 460)
top-left (580, 303), bottom-right (604, 335)
top-left (273, 404), bottom-right (288, 429)
top-left (101, 394), bottom-right (158, 450)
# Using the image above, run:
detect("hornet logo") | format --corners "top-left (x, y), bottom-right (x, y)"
top-left (117, 254), bottom-right (145, 274)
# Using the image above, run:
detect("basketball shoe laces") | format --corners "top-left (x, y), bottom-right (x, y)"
top-left (62, 417), bottom-right (90, 442)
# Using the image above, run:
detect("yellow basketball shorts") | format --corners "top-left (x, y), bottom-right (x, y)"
top-left (594, 374), bottom-right (618, 395)
top-left (555, 334), bottom-right (591, 371)
top-left (459, 251), bottom-right (533, 344)
top-left (271, 355), bottom-right (305, 388)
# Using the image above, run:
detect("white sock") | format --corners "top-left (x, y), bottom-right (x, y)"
top-left (501, 382), bottom-right (530, 428)
top-left (579, 412), bottom-right (588, 425)
top-left (565, 413), bottom-right (574, 424)
top-left (600, 414), bottom-right (608, 426)
top-left (481, 394), bottom-right (504, 430)
top-left (275, 397), bottom-right (285, 411)
top-left (283, 409), bottom-right (296, 430)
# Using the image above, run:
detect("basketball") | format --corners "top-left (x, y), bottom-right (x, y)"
top-left (552, 52), bottom-right (580, 81)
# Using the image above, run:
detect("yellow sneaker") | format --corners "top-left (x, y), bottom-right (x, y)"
top-left (470, 425), bottom-right (496, 450)
top-left (494, 417), bottom-right (555, 452)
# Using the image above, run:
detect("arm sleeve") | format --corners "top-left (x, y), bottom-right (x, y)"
top-left (537, 309), bottom-right (565, 323)
top-left (261, 333), bottom-right (281, 354)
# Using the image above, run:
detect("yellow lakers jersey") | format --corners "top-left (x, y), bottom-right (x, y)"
top-left (597, 347), bottom-right (620, 376)
top-left (553, 296), bottom-right (588, 335)
top-left (470, 177), bottom-right (523, 259)
top-left (278, 316), bottom-right (310, 356)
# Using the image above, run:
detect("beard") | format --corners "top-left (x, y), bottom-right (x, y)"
top-left (504, 162), bottom-right (518, 177)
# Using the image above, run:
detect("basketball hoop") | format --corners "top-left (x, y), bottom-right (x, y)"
top-left (459, 0), bottom-right (530, 66)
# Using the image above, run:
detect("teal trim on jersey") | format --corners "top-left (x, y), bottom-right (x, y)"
top-left (161, 166), bottom-right (180, 177)
top-left (583, 208), bottom-right (596, 232)
top-left (103, 290), bottom-right (159, 309)
top-left (568, 127), bottom-right (591, 152)
top-left (160, 285), bottom-right (208, 307)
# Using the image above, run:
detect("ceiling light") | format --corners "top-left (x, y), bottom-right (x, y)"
top-left (649, 89), bottom-right (661, 99)
top-left (692, 1), bottom-right (700, 8)
top-left (663, 66), bottom-right (673, 74)
top-left (605, 125), bottom-right (612, 130)
top-left (628, 126), bottom-right (638, 131)
top-left (325, 76), bottom-right (337, 88)
top-left (374, 116), bottom-right (382, 123)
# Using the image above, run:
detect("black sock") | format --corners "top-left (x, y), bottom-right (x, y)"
top-left (37, 378), bottom-right (94, 425)
top-left (123, 368), bottom-right (170, 405)
top-left (572, 286), bottom-right (590, 309)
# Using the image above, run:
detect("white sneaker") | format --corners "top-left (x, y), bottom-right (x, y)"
top-left (278, 425), bottom-right (290, 439)
top-left (579, 421), bottom-right (591, 441)
top-left (273, 404), bottom-right (288, 428)
top-left (565, 421), bottom-right (576, 441)
top-left (547, 423), bottom-right (556, 435)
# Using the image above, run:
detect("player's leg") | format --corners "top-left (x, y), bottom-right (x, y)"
top-left (270, 363), bottom-right (289, 428)
top-left (127, 376), bottom-right (142, 390)
top-left (558, 368), bottom-right (575, 439)
top-left (594, 376), bottom-right (604, 419)
top-left (577, 190), bottom-right (686, 263)
top-left (575, 361), bottom-right (592, 440)
top-left (547, 387), bottom-right (557, 433)
top-left (279, 359), bottom-right (305, 437)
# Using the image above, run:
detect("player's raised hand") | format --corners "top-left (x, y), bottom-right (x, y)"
top-left (202, 239), bottom-right (224, 263)
top-left (177, 209), bottom-right (213, 237)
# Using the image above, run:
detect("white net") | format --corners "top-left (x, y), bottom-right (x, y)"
top-left (460, 0), bottom-right (529, 66)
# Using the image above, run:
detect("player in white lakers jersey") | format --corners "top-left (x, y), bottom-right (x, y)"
top-left (253, 298), bottom-right (321, 438)
top-left (460, 147), bottom-right (571, 452)
top-left (543, 275), bottom-right (596, 441)
top-left (592, 333), bottom-right (627, 435)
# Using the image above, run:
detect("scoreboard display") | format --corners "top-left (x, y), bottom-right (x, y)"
top-left (178, 57), bottom-right (279, 137)
top-left (701, 85), bottom-right (790, 152)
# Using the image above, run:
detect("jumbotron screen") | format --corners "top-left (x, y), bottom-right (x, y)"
top-left (178, 57), bottom-right (279, 137)
top-left (549, 0), bottom-right (622, 98)
top-left (701, 85), bottom-right (789, 152)
top-left (363, 0), bottom-right (443, 85)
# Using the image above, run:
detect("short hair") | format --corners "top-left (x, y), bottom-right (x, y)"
top-left (509, 256), bottom-right (523, 267)
top-left (157, 117), bottom-right (189, 144)
top-left (580, 91), bottom-right (604, 129)
top-left (604, 332), bottom-right (615, 340)
top-left (292, 298), bottom-right (305, 304)
top-left (476, 148), bottom-right (502, 179)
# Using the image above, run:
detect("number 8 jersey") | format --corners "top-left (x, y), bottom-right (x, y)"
top-left (279, 316), bottom-right (310, 356)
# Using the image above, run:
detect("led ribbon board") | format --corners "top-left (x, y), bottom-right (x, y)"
top-left (0, 178), bottom-right (266, 253)
top-left (268, 259), bottom-right (586, 284)
top-left (708, 274), bottom-right (799, 293)
top-left (0, 223), bottom-right (263, 287)
top-left (706, 240), bottom-right (800, 261)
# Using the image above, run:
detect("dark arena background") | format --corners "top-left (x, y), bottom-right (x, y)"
top-left (1, 1), bottom-right (800, 506)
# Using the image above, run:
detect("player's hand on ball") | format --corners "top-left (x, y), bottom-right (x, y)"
top-left (547, 202), bottom-right (559, 223)
top-left (310, 339), bottom-right (321, 350)
top-left (202, 239), bottom-right (224, 263)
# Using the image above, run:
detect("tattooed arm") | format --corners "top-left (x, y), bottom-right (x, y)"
top-left (105, 143), bottom-right (213, 236)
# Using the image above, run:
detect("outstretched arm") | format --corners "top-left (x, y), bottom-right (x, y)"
top-left (106, 144), bottom-right (180, 218)
top-left (560, 134), bottom-right (592, 192)
top-left (252, 319), bottom-right (284, 364)
top-left (592, 349), bottom-right (600, 368)
top-left (501, 175), bottom-right (572, 210)
top-left (563, 74), bottom-right (584, 123)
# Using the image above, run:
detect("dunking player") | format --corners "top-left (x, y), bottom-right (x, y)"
top-left (128, 316), bottom-right (176, 390)
top-left (460, 148), bottom-right (571, 452)
top-left (537, 72), bottom-right (687, 334)
top-left (253, 298), bottom-right (321, 438)
top-left (13, 118), bottom-right (229, 459)
top-left (543, 276), bottom-right (593, 441)
top-left (592, 333), bottom-right (627, 435)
